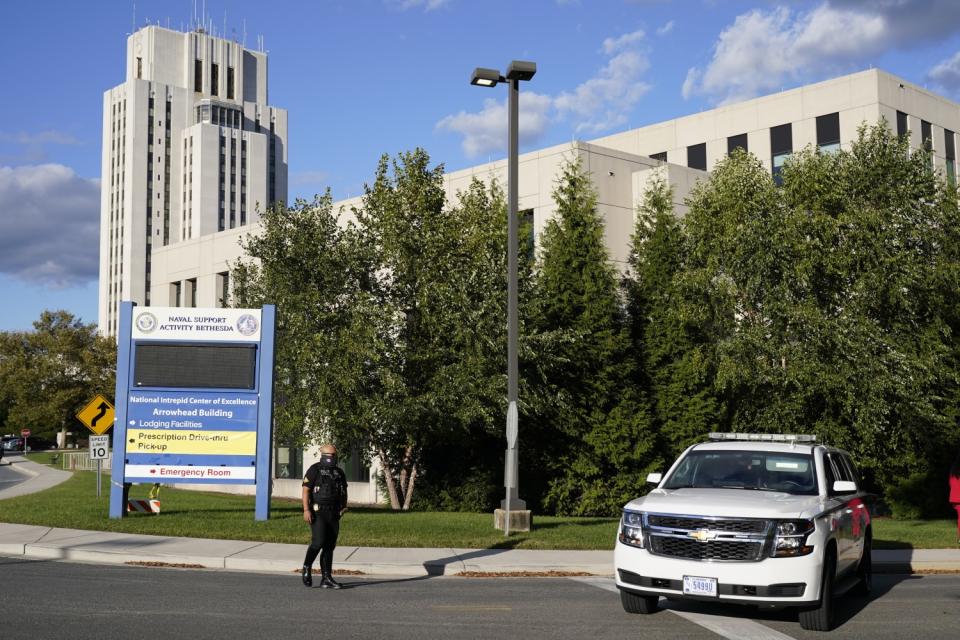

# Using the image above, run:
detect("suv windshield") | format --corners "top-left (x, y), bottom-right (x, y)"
top-left (662, 450), bottom-right (818, 495)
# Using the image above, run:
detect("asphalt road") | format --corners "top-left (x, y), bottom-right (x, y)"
top-left (1, 557), bottom-right (958, 639)
top-left (0, 460), bottom-right (27, 489)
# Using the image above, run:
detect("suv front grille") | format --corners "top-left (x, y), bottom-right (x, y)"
top-left (647, 515), bottom-right (766, 534)
top-left (650, 536), bottom-right (763, 561)
top-left (644, 513), bottom-right (771, 562)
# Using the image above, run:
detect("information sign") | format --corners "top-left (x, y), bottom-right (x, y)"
top-left (109, 303), bottom-right (275, 521)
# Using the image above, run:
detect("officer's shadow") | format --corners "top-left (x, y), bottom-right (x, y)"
top-left (338, 544), bottom-right (520, 589)
top-left (337, 574), bottom-right (434, 589)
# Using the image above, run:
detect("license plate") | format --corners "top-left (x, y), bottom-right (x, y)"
top-left (683, 575), bottom-right (718, 597)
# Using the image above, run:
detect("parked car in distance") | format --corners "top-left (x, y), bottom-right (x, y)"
top-left (1, 435), bottom-right (59, 452)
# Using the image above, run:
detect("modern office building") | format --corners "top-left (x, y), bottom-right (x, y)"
top-left (98, 25), bottom-right (288, 337)
top-left (102, 65), bottom-right (960, 503)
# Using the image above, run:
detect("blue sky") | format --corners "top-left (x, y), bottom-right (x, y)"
top-left (2, 0), bottom-right (960, 332)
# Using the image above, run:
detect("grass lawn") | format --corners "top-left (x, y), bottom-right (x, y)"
top-left (1, 468), bottom-right (956, 549)
top-left (872, 517), bottom-right (959, 550)
top-left (0, 470), bottom-right (616, 549)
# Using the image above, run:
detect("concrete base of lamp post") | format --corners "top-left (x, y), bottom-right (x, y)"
top-left (494, 508), bottom-right (532, 532)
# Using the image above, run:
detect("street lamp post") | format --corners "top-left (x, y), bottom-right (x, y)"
top-left (470, 61), bottom-right (536, 535)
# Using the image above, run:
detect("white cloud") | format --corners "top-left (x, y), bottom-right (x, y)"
top-left (928, 50), bottom-right (960, 95)
top-left (387, 0), bottom-right (451, 11)
top-left (684, 1), bottom-right (960, 104)
top-left (437, 29), bottom-right (651, 155)
top-left (656, 20), bottom-right (674, 36)
top-left (555, 49), bottom-right (651, 133)
top-left (601, 29), bottom-right (646, 54)
top-left (0, 164), bottom-right (100, 287)
top-left (436, 93), bottom-right (553, 158)
top-left (681, 67), bottom-right (699, 100)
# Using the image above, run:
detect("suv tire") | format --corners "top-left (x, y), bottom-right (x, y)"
top-left (852, 531), bottom-right (873, 596)
top-left (799, 549), bottom-right (836, 632)
top-left (620, 589), bottom-right (659, 614)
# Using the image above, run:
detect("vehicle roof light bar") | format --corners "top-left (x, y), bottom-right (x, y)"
top-left (707, 432), bottom-right (817, 443)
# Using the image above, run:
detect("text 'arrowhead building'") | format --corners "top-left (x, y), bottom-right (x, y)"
top-left (98, 25), bottom-right (288, 336)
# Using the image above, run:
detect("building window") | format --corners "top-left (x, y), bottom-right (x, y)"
top-left (172, 282), bottom-right (182, 307)
top-left (816, 112), bottom-right (841, 154)
top-left (217, 271), bottom-right (230, 307)
top-left (186, 278), bottom-right (197, 307)
top-left (227, 67), bottom-right (235, 100)
top-left (194, 59), bottom-right (202, 92)
top-left (211, 63), bottom-right (219, 96)
top-left (687, 143), bottom-right (706, 171)
top-left (922, 120), bottom-right (933, 171)
top-left (896, 110), bottom-right (909, 138)
top-left (946, 129), bottom-right (956, 187)
top-left (770, 123), bottom-right (793, 185)
top-left (649, 151), bottom-right (667, 162)
top-left (275, 444), bottom-right (303, 479)
top-left (341, 447), bottom-right (371, 483)
top-left (136, 57), bottom-right (142, 79)
top-left (727, 133), bottom-right (748, 155)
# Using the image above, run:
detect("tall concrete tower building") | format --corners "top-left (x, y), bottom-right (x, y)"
top-left (98, 25), bottom-right (288, 336)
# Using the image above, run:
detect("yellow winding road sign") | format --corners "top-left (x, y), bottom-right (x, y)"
top-left (76, 395), bottom-right (115, 435)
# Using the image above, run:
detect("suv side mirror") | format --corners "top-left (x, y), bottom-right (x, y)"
top-left (832, 480), bottom-right (857, 494)
top-left (646, 472), bottom-right (662, 486)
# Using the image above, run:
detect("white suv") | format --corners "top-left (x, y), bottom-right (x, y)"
top-left (615, 433), bottom-right (872, 632)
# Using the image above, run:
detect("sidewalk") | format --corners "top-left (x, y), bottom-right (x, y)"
top-left (2, 457), bottom-right (959, 577)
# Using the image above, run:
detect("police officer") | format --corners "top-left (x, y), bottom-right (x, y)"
top-left (301, 443), bottom-right (348, 589)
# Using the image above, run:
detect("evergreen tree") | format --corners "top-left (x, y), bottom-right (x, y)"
top-left (627, 175), bottom-right (722, 461)
top-left (534, 156), bottom-right (657, 516)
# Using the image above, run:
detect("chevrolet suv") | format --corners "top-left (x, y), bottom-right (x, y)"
top-left (615, 433), bottom-right (872, 632)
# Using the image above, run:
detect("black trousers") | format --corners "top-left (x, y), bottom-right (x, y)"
top-left (303, 507), bottom-right (340, 572)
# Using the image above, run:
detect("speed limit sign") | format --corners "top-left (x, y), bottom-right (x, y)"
top-left (89, 435), bottom-right (110, 460)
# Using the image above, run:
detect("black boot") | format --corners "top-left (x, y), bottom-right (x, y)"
top-left (319, 556), bottom-right (342, 589)
top-left (301, 565), bottom-right (312, 587)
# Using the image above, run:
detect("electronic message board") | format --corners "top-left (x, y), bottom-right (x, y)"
top-left (110, 303), bottom-right (276, 520)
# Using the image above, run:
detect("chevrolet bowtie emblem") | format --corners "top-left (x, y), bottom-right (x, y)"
top-left (688, 529), bottom-right (716, 542)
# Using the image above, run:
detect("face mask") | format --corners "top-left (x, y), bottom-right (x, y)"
top-left (320, 453), bottom-right (336, 464)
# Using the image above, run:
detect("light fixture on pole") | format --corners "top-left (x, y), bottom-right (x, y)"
top-left (470, 60), bottom-right (536, 536)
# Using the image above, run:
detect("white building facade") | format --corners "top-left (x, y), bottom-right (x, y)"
top-left (102, 66), bottom-right (960, 504)
top-left (98, 25), bottom-right (288, 337)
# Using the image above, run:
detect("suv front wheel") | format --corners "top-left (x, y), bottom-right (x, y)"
top-left (799, 549), bottom-right (836, 631)
top-left (621, 590), bottom-right (659, 614)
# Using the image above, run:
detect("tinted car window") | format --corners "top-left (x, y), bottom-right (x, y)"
top-left (662, 450), bottom-right (818, 495)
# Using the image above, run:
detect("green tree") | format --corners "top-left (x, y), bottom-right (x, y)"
top-left (232, 194), bottom-right (364, 449)
top-left (0, 311), bottom-right (116, 444)
top-left (626, 175), bottom-right (722, 461)
top-left (533, 156), bottom-right (657, 516)
top-left (235, 151), bottom-right (520, 511)
top-left (677, 125), bottom-right (958, 496)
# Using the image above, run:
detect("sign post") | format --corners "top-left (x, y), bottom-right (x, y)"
top-left (89, 435), bottom-right (110, 497)
top-left (77, 395), bottom-right (116, 497)
top-left (20, 429), bottom-right (30, 452)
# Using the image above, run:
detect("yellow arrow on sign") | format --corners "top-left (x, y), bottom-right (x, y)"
top-left (76, 394), bottom-right (115, 435)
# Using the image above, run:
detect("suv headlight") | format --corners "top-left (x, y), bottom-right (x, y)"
top-left (771, 519), bottom-right (815, 557)
top-left (619, 511), bottom-right (645, 548)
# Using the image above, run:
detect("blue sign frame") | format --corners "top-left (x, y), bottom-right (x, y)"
top-left (110, 302), bottom-right (276, 520)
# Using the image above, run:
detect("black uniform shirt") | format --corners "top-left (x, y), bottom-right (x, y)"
top-left (302, 461), bottom-right (348, 511)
